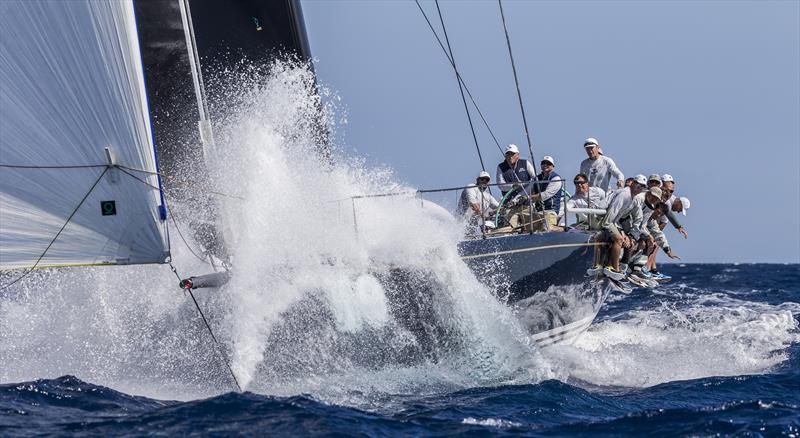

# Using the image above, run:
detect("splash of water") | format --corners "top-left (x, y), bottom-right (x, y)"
top-left (0, 60), bottom-right (544, 403)
top-left (544, 290), bottom-right (800, 388)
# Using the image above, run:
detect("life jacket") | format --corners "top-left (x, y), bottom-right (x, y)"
top-left (498, 158), bottom-right (531, 196)
top-left (531, 171), bottom-right (562, 214)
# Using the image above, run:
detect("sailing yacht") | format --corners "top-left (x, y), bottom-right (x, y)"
top-left (0, 0), bottom-right (611, 348)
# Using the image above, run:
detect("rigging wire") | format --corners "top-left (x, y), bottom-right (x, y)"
top-left (167, 262), bottom-right (242, 393)
top-left (413, 0), bottom-right (504, 155)
top-left (497, 0), bottom-right (538, 176)
top-left (0, 167), bottom-right (110, 291)
top-left (2, 162), bottom-right (239, 391)
top-left (433, 0), bottom-right (485, 170)
top-left (115, 167), bottom-right (214, 265)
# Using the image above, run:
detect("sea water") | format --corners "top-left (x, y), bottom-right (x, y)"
top-left (1, 63), bottom-right (798, 436)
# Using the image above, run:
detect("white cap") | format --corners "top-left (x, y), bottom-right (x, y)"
top-left (662, 174), bottom-right (674, 183)
top-left (477, 171), bottom-right (491, 179)
top-left (541, 155), bottom-right (555, 166)
top-left (634, 174), bottom-right (647, 186)
top-left (584, 137), bottom-right (599, 147)
top-left (679, 196), bottom-right (691, 215)
top-left (505, 144), bottom-right (519, 154)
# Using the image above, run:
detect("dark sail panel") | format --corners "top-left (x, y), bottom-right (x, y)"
top-left (134, 0), bottom-right (315, 260)
top-left (134, 0), bottom-right (312, 180)
top-left (188, 0), bottom-right (312, 71)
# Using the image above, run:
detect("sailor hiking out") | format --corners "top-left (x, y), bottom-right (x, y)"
top-left (591, 174), bottom-right (647, 280)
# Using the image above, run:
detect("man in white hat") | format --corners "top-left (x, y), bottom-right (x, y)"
top-left (457, 170), bottom-right (500, 227)
top-left (642, 174), bottom-right (689, 280)
top-left (580, 137), bottom-right (625, 191)
top-left (496, 143), bottom-right (536, 198)
top-left (565, 173), bottom-right (606, 229)
top-left (529, 155), bottom-right (564, 230)
top-left (591, 174), bottom-right (647, 280)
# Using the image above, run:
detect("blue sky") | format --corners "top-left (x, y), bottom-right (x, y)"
top-left (302, 0), bottom-right (800, 263)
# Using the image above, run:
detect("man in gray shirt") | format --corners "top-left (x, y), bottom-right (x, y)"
top-left (592, 174), bottom-right (647, 280)
top-left (579, 137), bottom-right (625, 191)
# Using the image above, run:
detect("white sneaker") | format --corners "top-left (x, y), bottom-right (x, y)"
top-left (586, 265), bottom-right (603, 276)
top-left (603, 266), bottom-right (626, 281)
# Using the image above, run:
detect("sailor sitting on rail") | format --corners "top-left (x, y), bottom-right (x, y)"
top-left (565, 173), bottom-right (606, 229)
top-left (457, 171), bottom-right (499, 229)
top-left (590, 174), bottom-right (647, 281)
top-left (496, 143), bottom-right (535, 198)
top-left (529, 155), bottom-right (564, 231)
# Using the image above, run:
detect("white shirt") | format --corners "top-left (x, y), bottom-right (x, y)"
top-left (566, 186), bottom-right (606, 223)
top-left (580, 155), bottom-right (625, 192)
top-left (458, 184), bottom-right (499, 219)
top-left (567, 186), bottom-right (606, 210)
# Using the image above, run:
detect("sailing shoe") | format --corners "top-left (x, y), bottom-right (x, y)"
top-left (627, 273), bottom-right (650, 288)
top-left (638, 269), bottom-right (653, 279)
top-left (652, 272), bottom-right (672, 283)
top-left (603, 266), bottom-right (626, 281)
top-left (586, 265), bottom-right (603, 276)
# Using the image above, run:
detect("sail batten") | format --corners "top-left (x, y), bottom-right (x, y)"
top-left (0, 0), bottom-right (169, 271)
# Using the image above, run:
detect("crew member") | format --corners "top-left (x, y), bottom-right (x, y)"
top-left (580, 137), bottom-right (625, 191)
top-left (566, 173), bottom-right (606, 229)
top-left (496, 144), bottom-right (535, 198)
top-left (530, 155), bottom-right (563, 230)
top-left (457, 171), bottom-right (499, 226)
top-left (646, 174), bottom-right (689, 278)
top-left (592, 174), bottom-right (646, 280)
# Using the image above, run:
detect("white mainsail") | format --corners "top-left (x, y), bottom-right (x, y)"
top-left (0, 0), bottom-right (169, 270)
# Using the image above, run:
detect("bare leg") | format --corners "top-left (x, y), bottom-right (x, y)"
top-left (609, 235), bottom-right (623, 270)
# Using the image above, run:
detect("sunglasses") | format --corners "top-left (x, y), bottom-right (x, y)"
top-left (540, 162), bottom-right (553, 166)
top-left (478, 177), bottom-right (490, 182)
top-left (573, 180), bottom-right (587, 185)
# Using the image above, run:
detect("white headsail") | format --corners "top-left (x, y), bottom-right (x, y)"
top-left (0, 0), bottom-right (169, 270)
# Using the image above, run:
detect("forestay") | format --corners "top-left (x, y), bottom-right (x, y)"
top-left (0, 0), bottom-right (169, 270)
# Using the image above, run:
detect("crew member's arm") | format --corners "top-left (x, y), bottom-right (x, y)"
top-left (607, 157), bottom-right (625, 188)
top-left (496, 166), bottom-right (511, 194)
top-left (523, 160), bottom-right (537, 195)
top-left (665, 208), bottom-right (689, 238)
top-left (628, 197), bottom-right (644, 240)
top-left (600, 194), bottom-right (624, 238)
top-left (466, 188), bottom-right (485, 216)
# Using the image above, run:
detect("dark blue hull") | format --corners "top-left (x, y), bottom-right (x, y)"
top-left (458, 230), bottom-right (612, 345)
